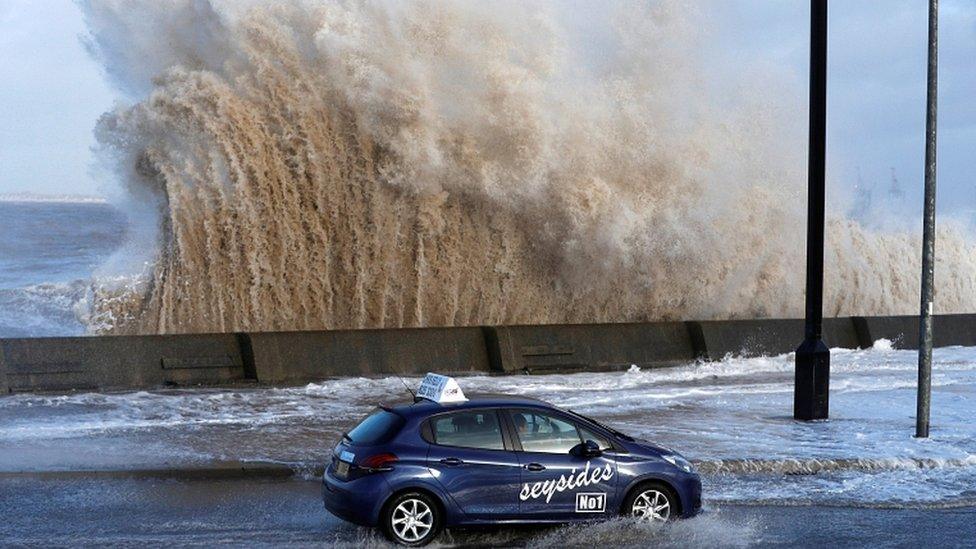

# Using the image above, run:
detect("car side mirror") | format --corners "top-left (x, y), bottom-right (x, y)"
top-left (571, 440), bottom-right (602, 458)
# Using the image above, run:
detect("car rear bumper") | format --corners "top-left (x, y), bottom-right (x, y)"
top-left (321, 464), bottom-right (391, 527)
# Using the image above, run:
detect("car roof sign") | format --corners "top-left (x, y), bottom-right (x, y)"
top-left (416, 373), bottom-right (468, 404)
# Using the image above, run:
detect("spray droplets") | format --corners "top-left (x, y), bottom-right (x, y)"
top-left (79, 0), bottom-right (976, 334)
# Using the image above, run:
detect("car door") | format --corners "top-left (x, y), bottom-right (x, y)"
top-left (508, 409), bottom-right (618, 520)
top-left (425, 409), bottom-right (522, 520)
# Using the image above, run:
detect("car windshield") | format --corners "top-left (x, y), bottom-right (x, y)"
top-left (568, 410), bottom-right (634, 442)
top-left (345, 408), bottom-right (405, 445)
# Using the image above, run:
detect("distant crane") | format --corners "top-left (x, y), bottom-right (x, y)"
top-left (888, 167), bottom-right (905, 201)
top-left (851, 166), bottom-right (873, 220)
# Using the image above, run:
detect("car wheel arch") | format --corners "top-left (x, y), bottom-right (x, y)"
top-left (619, 477), bottom-right (682, 517)
top-left (381, 485), bottom-right (448, 525)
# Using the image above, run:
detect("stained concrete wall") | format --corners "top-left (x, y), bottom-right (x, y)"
top-left (692, 317), bottom-right (862, 360)
top-left (0, 334), bottom-right (248, 392)
top-left (3, 315), bottom-right (976, 393)
top-left (487, 322), bottom-right (697, 374)
top-left (852, 314), bottom-right (976, 350)
top-left (0, 343), bottom-right (8, 394)
top-left (247, 327), bottom-right (491, 384)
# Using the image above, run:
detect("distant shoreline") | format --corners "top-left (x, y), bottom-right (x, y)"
top-left (0, 193), bottom-right (108, 204)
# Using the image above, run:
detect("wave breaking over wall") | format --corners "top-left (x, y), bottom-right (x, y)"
top-left (80, 0), bottom-right (976, 334)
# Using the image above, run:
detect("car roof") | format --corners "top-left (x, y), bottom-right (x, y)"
top-left (381, 393), bottom-right (559, 419)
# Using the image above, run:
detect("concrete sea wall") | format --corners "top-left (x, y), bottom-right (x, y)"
top-left (2, 315), bottom-right (975, 393)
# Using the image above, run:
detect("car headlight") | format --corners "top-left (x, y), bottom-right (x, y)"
top-left (662, 453), bottom-right (695, 474)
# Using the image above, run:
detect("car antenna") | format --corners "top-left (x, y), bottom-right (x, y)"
top-left (394, 372), bottom-right (417, 401)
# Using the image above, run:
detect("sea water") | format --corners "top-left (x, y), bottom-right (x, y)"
top-left (0, 200), bottom-right (126, 337)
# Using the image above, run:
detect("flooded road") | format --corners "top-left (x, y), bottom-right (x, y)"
top-left (3, 342), bottom-right (975, 508)
top-left (2, 477), bottom-right (972, 548)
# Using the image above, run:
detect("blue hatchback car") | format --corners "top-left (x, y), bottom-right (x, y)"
top-left (322, 375), bottom-right (702, 546)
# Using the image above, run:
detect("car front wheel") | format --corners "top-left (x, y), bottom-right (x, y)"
top-left (380, 491), bottom-right (442, 546)
top-left (624, 483), bottom-right (677, 522)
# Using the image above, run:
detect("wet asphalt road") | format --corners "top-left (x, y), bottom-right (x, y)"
top-left (2, 477), bottom-right (973, 548)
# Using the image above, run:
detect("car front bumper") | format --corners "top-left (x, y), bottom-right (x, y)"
top-left (677, 473), bottom-right (703, 518)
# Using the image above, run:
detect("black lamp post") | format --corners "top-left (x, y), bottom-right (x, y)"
top-left (794, 0), bottom-right (830, 421)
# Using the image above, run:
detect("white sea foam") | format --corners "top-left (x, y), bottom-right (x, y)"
top-left (0, 192), bottom-right (107, 204)
top-left (0, 281), bottom-right (90, 337)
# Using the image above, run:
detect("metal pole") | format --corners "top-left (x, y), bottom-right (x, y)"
top-left (794, 0), bottom-right (831, 421)
top-left (916, 0), bottom-right (938, 439)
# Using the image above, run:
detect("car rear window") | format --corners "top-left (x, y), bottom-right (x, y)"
top-left (346, 409), bottom-right (405, 445)
top-left (432, 411), bottom-right (505, 450)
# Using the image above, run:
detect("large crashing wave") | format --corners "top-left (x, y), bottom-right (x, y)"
top-left (79, 0), bottom-right (976, 334)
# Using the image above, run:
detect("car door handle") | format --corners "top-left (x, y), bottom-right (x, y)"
top-left (440, 457), bottom-right (464, 466)
top-left (525, 463), bottom-right (546, 472)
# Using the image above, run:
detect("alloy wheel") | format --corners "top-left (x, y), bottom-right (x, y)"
top-left (390, 498), bottom-right (434, 543)
top-left (631, 488), bottom-right (672, 522)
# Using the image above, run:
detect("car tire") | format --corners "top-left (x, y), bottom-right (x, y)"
top-left (380, 491), bottom-right (443, 546)
top-left (623, 482), bottom-right (679, 522)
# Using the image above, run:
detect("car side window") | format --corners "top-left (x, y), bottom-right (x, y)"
top-left (579, 426), bottom-right (612, 450)
top-left (510, 411), bottom-right (581, 454)
top-left (431, 411), bottom-right (505, 450)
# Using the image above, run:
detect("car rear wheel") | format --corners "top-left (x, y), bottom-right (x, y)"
top-left (381, 491), bottom-right (442, 546)
top-left (624, 483), bottom-right (677, 522)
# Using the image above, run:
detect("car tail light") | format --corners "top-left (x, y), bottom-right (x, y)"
top-left (361, 453), bottom-right (398, 471)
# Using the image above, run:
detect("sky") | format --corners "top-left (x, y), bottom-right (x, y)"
top-left (0, 0), bottom-right (114, 198)
top-left (0, 1), bottom-right (973, 221)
